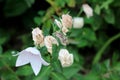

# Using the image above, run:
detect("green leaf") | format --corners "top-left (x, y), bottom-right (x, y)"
top-left (0, 45), bottom-right (3, 54)
top-left (84, 73), bottom-right (99, 80)
top-left (51, 72), bottom-right (67, 80)
top-left (33, 66), bottom-right (52, 80)
top-left (63, 64), bottom-right (81, 79)
top-left (16, 66), bottom-right (33, 76)
top-left (34, 17), bottom-right (42, 25)
top-left (100, 0), bottom-right (113, 9)
top-left (4, 0), bottom-right (35, 17)
top-left (113, 62), bottom-right (120, 71)
top-left (77, 39), bottom-right (88, 47)
top-left (82, 28), bottom-right (97, 41)
top-left (95, 5), bottom-right (101, 15)
top-left (104, 9), bottom-right (115, 24)
top-left (42, 19), bottom-right (52, 36)
top-left (55, 0), bottom-right (66, 7)
top-left (52, 44), bottom-right (60, 61)
top-left (52, 60), bottom-right (63, 73)
top-left (66, 0), bottom-right (76, 7)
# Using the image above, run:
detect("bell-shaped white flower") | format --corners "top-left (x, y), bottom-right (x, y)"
top-left (16, 47), bottom-right (49, 76)
top-left (58, 49), bottom-right (73, 67)
top-left (82, 4), bottom-right (93, 18)
top-left (44, 36), bottom-right (59, 54)
top-left (73, 17), bottom-right (84, 29)
top-left (32, 27), bottom-right (44, 47)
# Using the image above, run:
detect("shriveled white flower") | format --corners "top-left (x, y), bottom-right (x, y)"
top-left (62, 26), bottom-right (69, 35)
top-left (54, 31), bottom-right (68, 46)
top-left (73, 17), bottom-right (84, 29)
top-left (82, 4), bottom-right (93, 18)
top-left (54, 14), bottom-right (73, 35)
top-left (58, 49), bottom-right (73, 67)
top-left (15, 47), bottom-right (49, 76)
top-left (61, 14), bottom-right (73, 29)
top-left (55, 19), bottom-right (62, 28)
top-left (32, 27), bottom-right (44, 47)
top-left (44, 36), bottom-right (59, 54)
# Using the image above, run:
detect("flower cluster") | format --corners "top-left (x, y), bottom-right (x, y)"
top-left (55, 14), bottom-right (73, 35)
top-left (15, 14), bottom-right (74, 76)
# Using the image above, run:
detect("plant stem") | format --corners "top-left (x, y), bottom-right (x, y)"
top-left (93, 33), bottom-right (120, 64)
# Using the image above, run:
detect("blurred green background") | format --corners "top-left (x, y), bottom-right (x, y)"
top-left (0, 0), bottom-right (120, 80)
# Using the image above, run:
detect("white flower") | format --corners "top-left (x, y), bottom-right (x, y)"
top-left (58, 49), bottom-right (73, 67)
top-left (54, 31), bottom-right (68, 46)
top-left (61, 14), bottom-right (73, 29)
top-left (32, 27), bottom-right (44, 47)
top-left (73, 17), bottom-right (84, 29)
top-left (44, 36), bottom-right (59, 54)
top-left (15, 47), bottom-right (49, 76)
top-left (62, 26), bottom-right (69, 35)
top-left (55, 19), bottom-right (62, 29)
top-left (54, 14), bottom-right (73, 35)
top-left (82, 4), bottom-right (93, 18)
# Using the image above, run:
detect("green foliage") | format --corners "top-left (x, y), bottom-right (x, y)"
top-left (4, 0), bottom-right (35, 17)
top-left (0, 0), bottom-right (120, 80)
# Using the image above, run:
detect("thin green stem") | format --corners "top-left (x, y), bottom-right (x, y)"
top-left (77, 8), bottom-right (83, 17)
top-left (93, 33), bottom-right (120, 64)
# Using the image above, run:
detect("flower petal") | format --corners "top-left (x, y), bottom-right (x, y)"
top-left (25, 47), bottom-right (41, 55)
top-left (16, 50), bottom-right (30, 67)
top-left (29, 54), bottom-right (42, 76)
top-left (40, 58), bottom-right (50, 66)
top-left (55, 19), bottom-right (62, 28)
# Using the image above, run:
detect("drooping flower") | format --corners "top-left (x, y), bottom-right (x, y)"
top-left (82, 4), bottom-right (93, 18)
top-left (44, 36), bottom-right (59, 54)
top-left (58, 49), bottom-right (73, 67)
top-left (73, 17), bottom-right (84, 29)
top-left (32, 27), bottom-right (44, 47)
top-left (15, 47), bottom-right (49, 76)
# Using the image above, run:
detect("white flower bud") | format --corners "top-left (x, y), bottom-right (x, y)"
top-left (32, 27), bottom-right (44, 47)
top-left (62, 26), bottom-right (69, 35)
top-left (61, 14), bottom-right (73, 29)
top-left (55, 19), bottom-right (62, 29)
top-left (82, 4), bottom-right (93, 18)
top-left (44, 36), bottom-right (59, 54)
top-left (58, 49), bottom-right (73, 67)
top-left (73, 17), bottom-right (84, 29)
